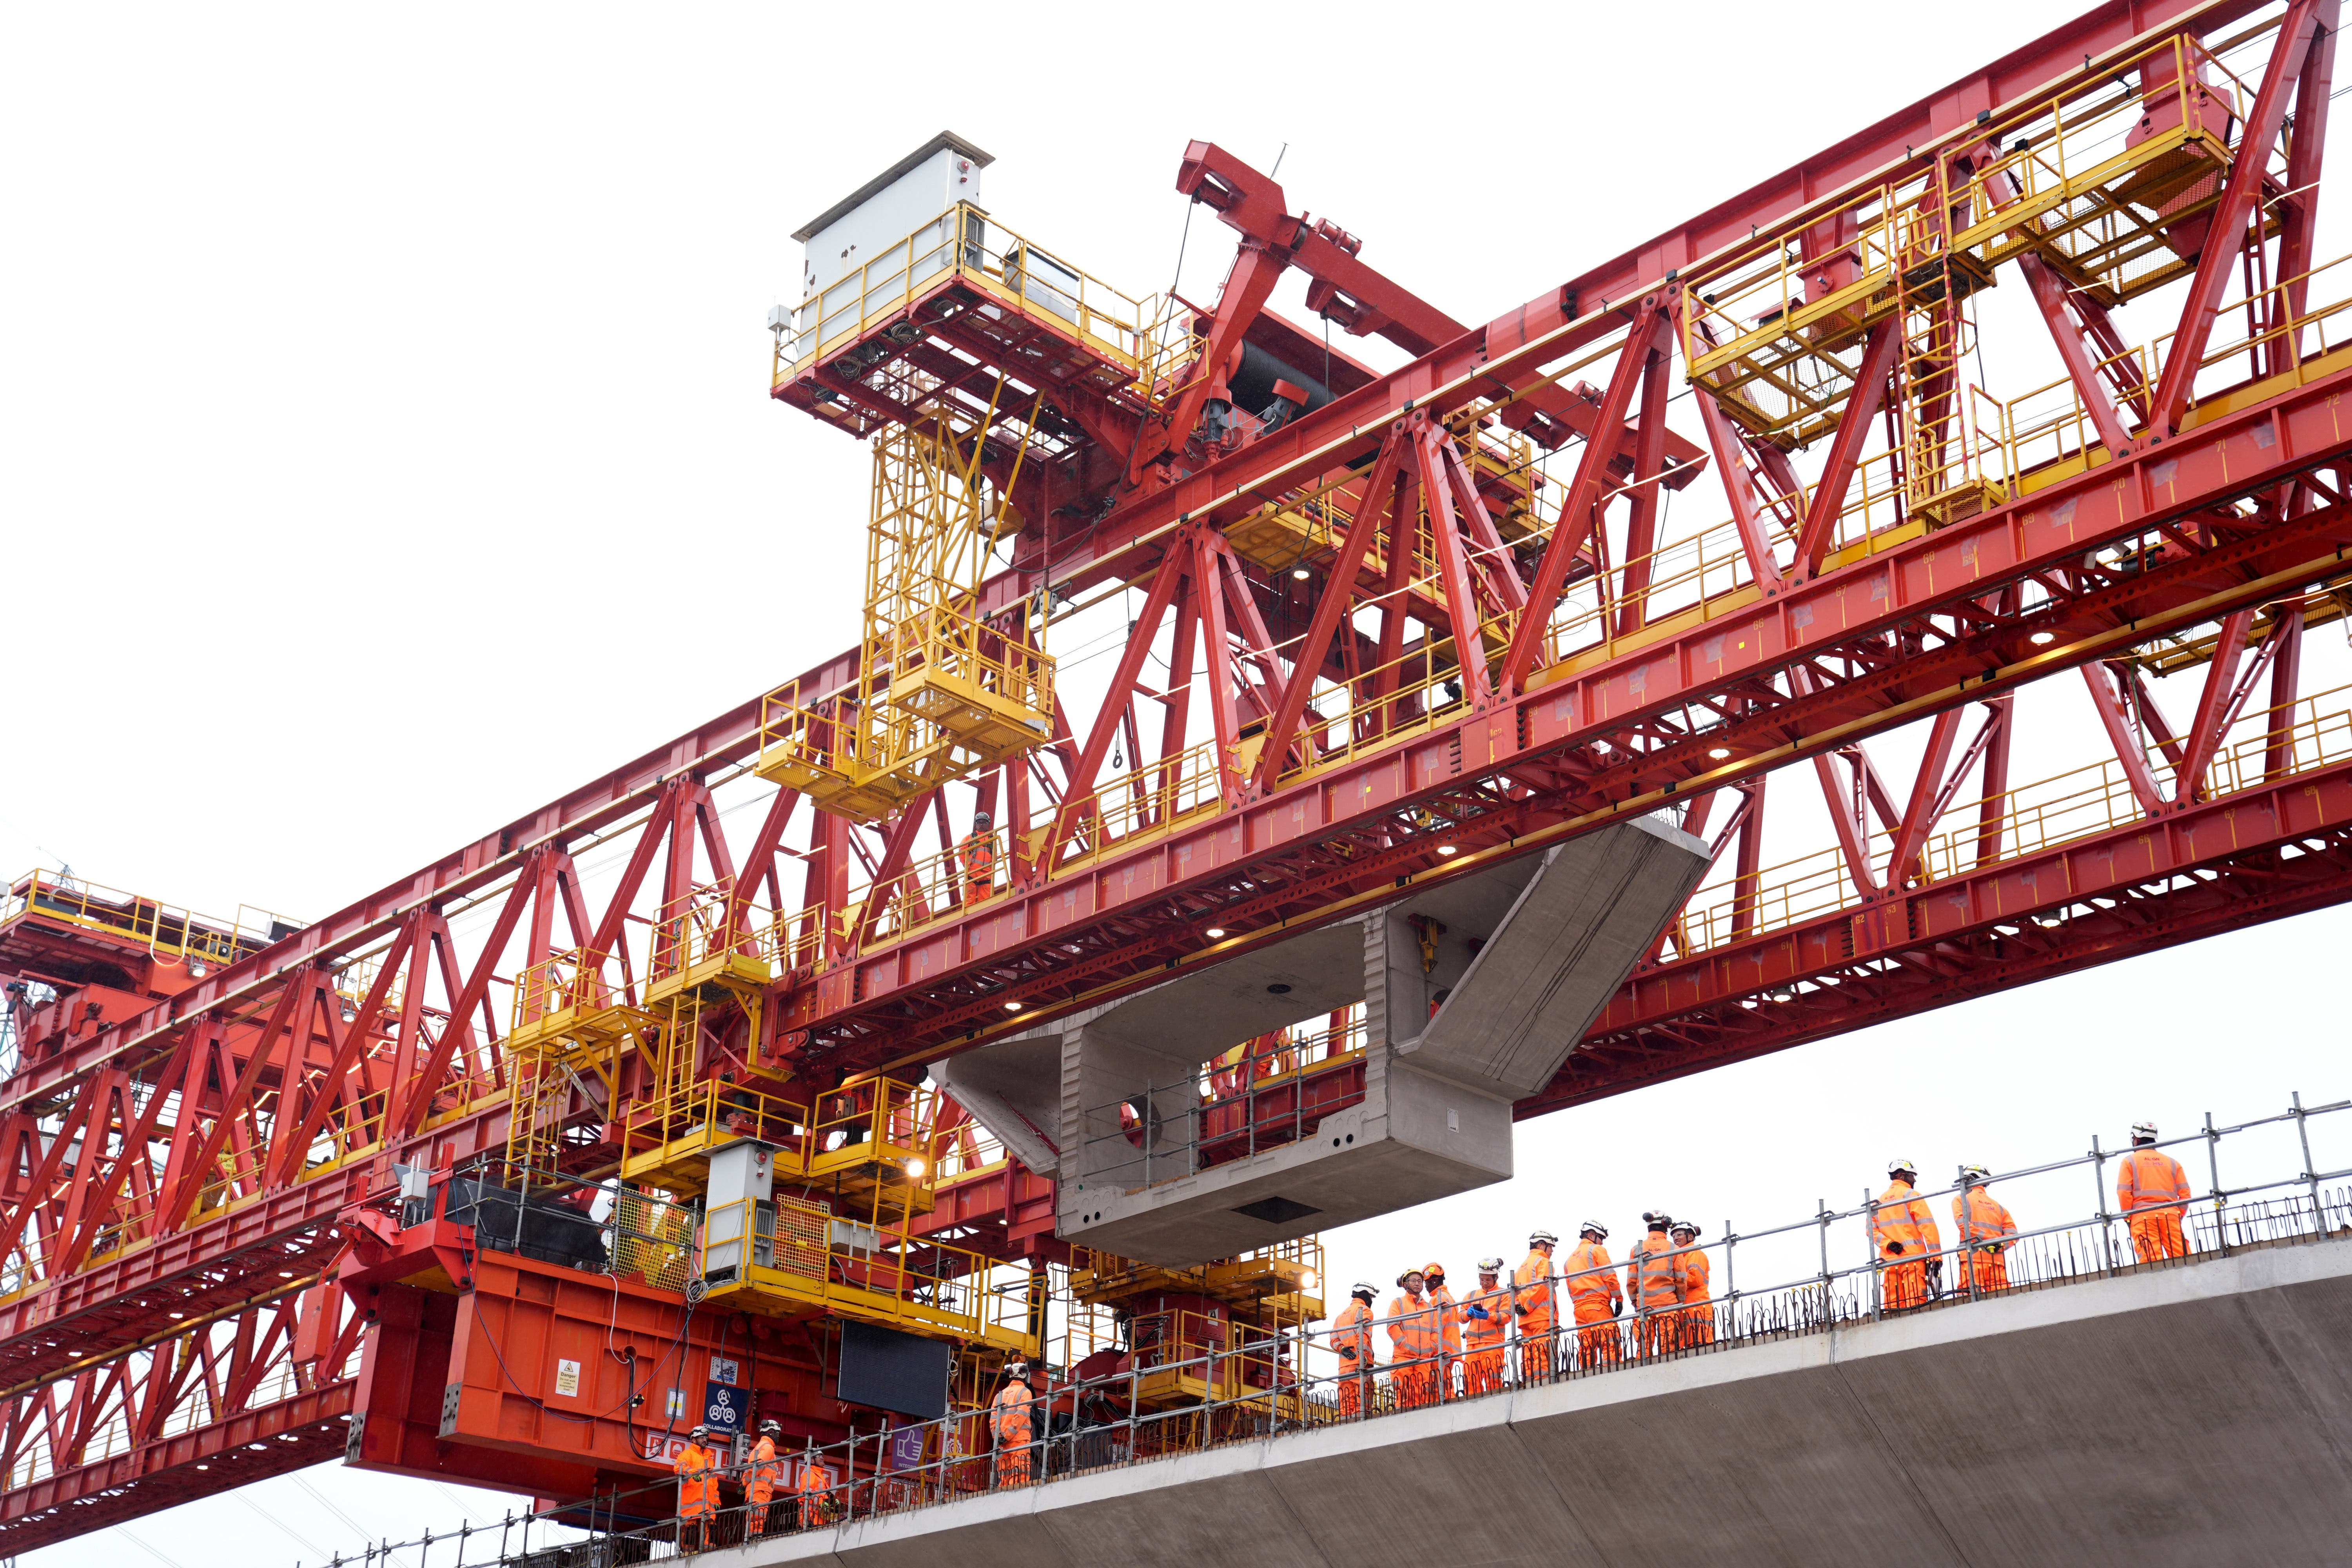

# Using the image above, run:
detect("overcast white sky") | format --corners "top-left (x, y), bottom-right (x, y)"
top-left (7, 3), bottom-right (2348, 1564)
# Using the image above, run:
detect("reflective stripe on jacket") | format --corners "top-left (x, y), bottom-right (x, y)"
top-left (989, 1381), bottom-right (1034, 1446)
top-left (1677, 1244), bottom-right (1711, 1305)
top-left (747, 1434), bottom-right (780, 1498)
top-left (1332, 1299), bottom-right (1377, 1365)
top-left (1953, 1185), bottom-right (2018, 1247)
top-left (673, 1442), bottom-right (717, 1511)
top-left (1385, 1292), bottom-right (1440, 1363)
top-left (1563, 1240), bottom-right (1621, 1313)
top-left (1628, 1234), bottom-right (1686, 1311)
top-left (1512, 1250), bottom-right (1557, 1329)
top-left (1871, 1181), bottom-right (1942, 1258)
top-left (1461, 1285), bottom-right (1510, 1348)
top-left (2117, 1148), bottom-right (2191, 1215)
top-left (1428, 1284), bottom-right (1462, 1355)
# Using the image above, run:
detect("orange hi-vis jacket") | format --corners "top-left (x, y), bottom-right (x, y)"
top-left (1512, 1249), bottom-right (1558, 1331)
top-left (1461, 1283), bottom-right (1510, 1350)
top-left (1385, 1290), bottom-right (1441, 1366)
top-left (747, 1433), bottom-right (780, 1502)
top-left (1332, 1299), bottom-right (1377, 1368)
top-left (1428, 1283), bottom-right (1462, 1356)
top-left (2117, 1147), bottom-right (2192, 1218)
top-left (958, 830), bottom-right (997, 887)
top-left (1563, 1238), bottom-right (1621, 1316)
top-left (1627, 1231), bottom-right (1687, 1312)
top-left (1871, 1180), bottom-right (1942, 1259)
top-left (989, 1379), bottom-right (1034, 1449)
top-left (673, 1441), bottom-right (718, 1516)
top-left (1953, 1184), bottom-right (2018, 1248)
top-left (1678, 1243), bottom-right (1711, 1305)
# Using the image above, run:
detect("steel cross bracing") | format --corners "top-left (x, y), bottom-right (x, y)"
top-left (5, 0), bottom-right (2352, 1543)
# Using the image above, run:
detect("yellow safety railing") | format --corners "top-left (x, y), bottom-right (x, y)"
top-left (0, 869), bottom-right (303, 976)
top-left (1665, 679), bottom-right (2352, 960)
top-left (695, 1192), bottom-right (1036, 1348)
top-left (775, 202), bottom-right (1157, 396)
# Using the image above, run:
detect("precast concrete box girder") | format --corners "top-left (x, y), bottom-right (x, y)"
top-left (940, 815), bottom-right (1707, 1266)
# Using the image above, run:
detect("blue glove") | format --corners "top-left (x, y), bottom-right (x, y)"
top-left (1466, 1305), bottom-right (1490, 1320)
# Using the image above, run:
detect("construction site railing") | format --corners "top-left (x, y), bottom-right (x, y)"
top-left (311, 1092), bottom-right (2352, 1568)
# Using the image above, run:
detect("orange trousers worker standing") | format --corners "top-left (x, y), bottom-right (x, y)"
top-left (1668, 1220), bottom-right (1714, 1347)
top-left (1385, 1270), bottom-right (1441, 1410)
top-left (1461, 1258), bottom-right (1510, 1396)
top-left (1953, 1166), bottom-right (2017, 1294)
top-left (1872, 1160), bottom-right (1943, 1309)
top-left (2119, 1123), bottom-right (2194, 1261)
top-left (1513, 1230), bottom-right (1561, 1383)
top-left (1563, 1222), bottom-right (1623, 1369)
top-left (1332, 1284), bottom-right (1378, 1416)
top-left (673, 1425), bottom-right (717, 1552)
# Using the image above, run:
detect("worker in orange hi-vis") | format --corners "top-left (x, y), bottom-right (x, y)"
top-left (957, 811), bottom-right (998, 906)
top-left (1627, 1211), bottom-right (1689, 1356)
top-left (794, 1439), bottom-right (830, 1530)
top-left (1563, 1221), bottom-right (1624, 1370)
top-left (1668, 1218), bottom-right (1714, 1348)
top-left (1330, 1281), bottom-right (1379, 1417)
top-left (673, 1424), bottom-right (718, 1552)
top-left (989, 1360), bottom-right (1038, 1488)
top-left (1384, 1269), bottom-right (1442, 1410)
top-left (1512, 1230), bottom-right (1562, 1384)
top-left (2118, 1122), bottom-right (2194, 1262)
top-left (1460, 1258), bottom-right (1511, 1396)
top-left (1423, 1261), bottom-right (1462, 1400)
top-left (746, 1417), bottom-right (784, 1536)
top-left (1952, 1165), bottom-right (2018, 1295)
top-left (1872, 1159), bottom-right (1944, 1310)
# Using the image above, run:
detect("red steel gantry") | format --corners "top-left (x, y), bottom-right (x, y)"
top-left (7, 0), bottom-right (2352, 1549)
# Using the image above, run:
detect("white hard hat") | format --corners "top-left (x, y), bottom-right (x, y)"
top-left (1958, 1164), bottom-right (1991, 1184)
top-left (690, 1424), bottom-right (710, 1437)
top-left (761, 1418), bottom-right (781, 1433)
top-left (1475, 1256), bottom-right (1504, 1273)
top-left (1643, 1210), bottom-right (1671, 1229)
top-left (1670, 1218), bottom-right (1700, 1237)
top-left (2131, 1121), bottom-right (2157, 1140)
top-left (1351, 1280), bottom-right (1378, 1298)
top-left (1887, 1158), bottom-right (1918, 1177)
top-left (1528, 1228), bottom-right (1558, 1245)
top-left (1579, 1219), bottom-right (1608, 1239)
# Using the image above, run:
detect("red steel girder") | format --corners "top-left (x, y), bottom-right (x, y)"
top-left (1540, 749), bottom-right (2352, 1112)
top-left (0, 1380), bottom-right (352, 1554)
top-left (779, 369), bottom-right (2352, 1073)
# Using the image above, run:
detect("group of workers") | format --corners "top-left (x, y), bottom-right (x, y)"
top-left (1327, 1122), bottom-right (2198, 1406)
top-left (674, 1126), bottom-right (2203, 1528)
top-left (670, 1417), bottom-right (834, 1548)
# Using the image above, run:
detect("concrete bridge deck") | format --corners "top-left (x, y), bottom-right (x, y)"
top-left (702, 1236), bottom-right (2352, 1568)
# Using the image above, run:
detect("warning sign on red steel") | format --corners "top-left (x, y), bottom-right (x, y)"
top-left (644, 1433), bottom-right (690, 1463)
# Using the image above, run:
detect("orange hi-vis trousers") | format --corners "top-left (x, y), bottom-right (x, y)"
top-left (1881, 1256), bottom-right (1930, 1309)
top-left (1960, 1246), bottom-right (2010, 1294)
top-left (1572, 1301), bottom-right (1622, 1367)
top-left (2129, 1209), bottom-right (2189, 1262)
top-left (1518, 1323), bottom-right (1559, 1383)
top-left (1463, 1344), bottom-right (1505, 1396)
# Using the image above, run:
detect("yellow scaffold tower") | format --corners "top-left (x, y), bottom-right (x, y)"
top-left (755, 389), bottom-right (1056, 822)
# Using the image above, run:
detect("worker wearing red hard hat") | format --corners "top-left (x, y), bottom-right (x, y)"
top-left (1422, 1261), bottom-right (1461, 1400)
